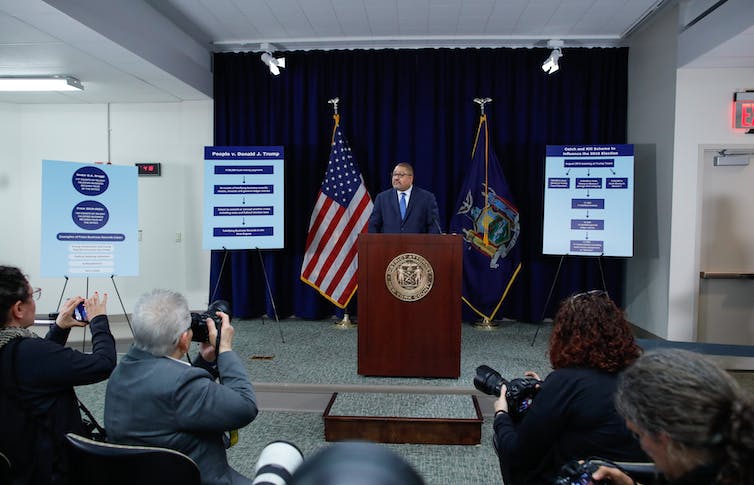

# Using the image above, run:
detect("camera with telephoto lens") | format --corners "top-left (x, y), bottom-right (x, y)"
top-left (251, 440), bottom-right (304, 485)
top-left (473, 365), bottom-right (542, 422)
top-left (190, 300), bottom-right (231, 343)
top-left (554, 460), bottom-right (612, 485)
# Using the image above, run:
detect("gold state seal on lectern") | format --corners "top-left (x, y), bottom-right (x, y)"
top-left (384, 253), bottom-right (434, 302)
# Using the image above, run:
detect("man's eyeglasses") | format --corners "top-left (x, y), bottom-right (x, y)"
top-left (391, 172), bottom-right (412, 178)
top-left (30, 287), bottom-right (42, 301)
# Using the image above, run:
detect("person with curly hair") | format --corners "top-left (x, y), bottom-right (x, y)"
top-left (492, 290), bottom-right (647, 484)
top-left (592, 348), bottom-right (754, 485)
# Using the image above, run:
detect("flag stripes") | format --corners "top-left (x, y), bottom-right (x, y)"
top-left (301, 121), bottom-right (373, 308)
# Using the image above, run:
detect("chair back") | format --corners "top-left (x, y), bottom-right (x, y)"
top-left (0, 451), bottom-right (10, 483)
top-left (64, 433), bottom-right (201, 485)
top-left (611, 460), bottom-right (660, 485)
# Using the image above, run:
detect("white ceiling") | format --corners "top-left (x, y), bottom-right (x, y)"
top-left (164, 0), bottom-right (664, 50)
top-left (0, 0), bottom-right (750, 104)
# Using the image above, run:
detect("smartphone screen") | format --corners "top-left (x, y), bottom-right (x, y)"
top-left (74, 302), bottom-right (88, 322)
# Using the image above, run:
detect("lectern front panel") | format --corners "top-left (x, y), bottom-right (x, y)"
top-left (357, 234), bottom-right (462, 378)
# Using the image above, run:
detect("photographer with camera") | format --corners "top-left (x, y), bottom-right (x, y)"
top-left (0, 265), bottom-right (116, 484)
top-left (489, 290), bottom-right (646, 484)
top-left (105, 289), bottom-right (258, 485)
top-left (591, 348), bottom-right (754, 485)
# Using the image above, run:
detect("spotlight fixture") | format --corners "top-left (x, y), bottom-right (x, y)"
top-left (542, 40), bottom-right (564, 75)
top-left (260, 51), bottom-right (286, 76)
top-left (0, 75), bottom-right (83, 91)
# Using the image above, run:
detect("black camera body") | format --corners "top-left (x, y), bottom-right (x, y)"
top-left (473, 365), bottom-right (542, 422)
top-left (553, 460), bottom-right (608, 485)
top-left (190, 300), bottom-right (231, 343)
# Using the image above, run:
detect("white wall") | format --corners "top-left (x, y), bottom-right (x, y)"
top-left (624, 5), bottom-right (678, 337)
top-left (0, 103), bottom-right (21, 263)
top-left (668, 67), bottom-right (754, 340)
top-left (626, 2), bottom-right (754, 342)
top-left (0, 100), bottom-right (213, 314)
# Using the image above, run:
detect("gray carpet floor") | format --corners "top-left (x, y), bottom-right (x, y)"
top-left (74, 318), bottom-right (754, 485)
top-left (226, 317), bottom-right (552, 387)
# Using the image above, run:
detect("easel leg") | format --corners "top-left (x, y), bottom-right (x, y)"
top-left (597, 254), bottom-right (608, 292)
top-left (256, 247), bottom-right (285, 343)
top-left (51, 275), bottom-right (70, 317)
top-left (81, 277), bottom-right (89, 352)
top-left (210, 247), bottom-right (231, 302)
top-left (110, 274), bottom-right (134, 336)
top-left (531, 254), bottom-right (566, 346)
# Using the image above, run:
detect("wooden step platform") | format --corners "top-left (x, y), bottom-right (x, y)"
top-left (323, 392), bottom-right (483, 445)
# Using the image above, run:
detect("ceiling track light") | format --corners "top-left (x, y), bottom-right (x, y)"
top-left (259, 43), bottom-right (286, 76)
top-left (0, 75), bottom-right (83, 91)
top-left (261, 52), bottom-right (286, 75)
top-left (542, 40), bottom-right (564, 75)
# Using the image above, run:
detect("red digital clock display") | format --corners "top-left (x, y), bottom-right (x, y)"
top-left (135, 163), bottom-right (161, 176)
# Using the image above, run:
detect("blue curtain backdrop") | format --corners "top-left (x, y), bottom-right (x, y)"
top-left (210, 47), bottom-right (629, 323)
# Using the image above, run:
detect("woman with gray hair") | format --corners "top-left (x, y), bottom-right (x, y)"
top-left (593, 348), bottom-right (754, 485)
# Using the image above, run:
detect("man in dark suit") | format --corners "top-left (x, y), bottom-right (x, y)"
top-left (368, 162), bottom-right (441, 233)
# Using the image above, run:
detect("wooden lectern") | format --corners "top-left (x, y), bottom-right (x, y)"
top-left (357, 233), bottom-right (462, 378)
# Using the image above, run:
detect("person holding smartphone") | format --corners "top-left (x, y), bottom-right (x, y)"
top-left (0, 265), bottom-right (116, 485)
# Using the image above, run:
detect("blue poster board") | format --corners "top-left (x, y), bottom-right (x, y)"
top-left (542, 145), bottom-right (634, 257)
top-left (203, 146), bottom-right (285, 250)
top-left (40, 160), bottom-right (138, 277)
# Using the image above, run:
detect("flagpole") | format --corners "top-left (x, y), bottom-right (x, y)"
top-left (327, 96), bottom-right (357, 330)
top-left (334, 307), bottom-right (355, 329)
top-left (472, 97), bottom-right (498, 331)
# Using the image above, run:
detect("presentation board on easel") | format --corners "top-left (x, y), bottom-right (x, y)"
top-left (40, 160), bottom-right (138, 277)
top-left (203, 146), bottom-right (285, 250)
top-left (542, 144), bottom-right (634, 257)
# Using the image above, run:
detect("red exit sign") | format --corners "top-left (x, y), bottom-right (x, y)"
top-left (733, 92), bottom-right (754, 130)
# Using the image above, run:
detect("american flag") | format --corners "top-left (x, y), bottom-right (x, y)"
top-left (300, 122), bottom-right (373, 308)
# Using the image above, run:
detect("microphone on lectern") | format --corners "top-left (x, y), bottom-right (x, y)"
top-left (433, 217), bottom-right (444, 235)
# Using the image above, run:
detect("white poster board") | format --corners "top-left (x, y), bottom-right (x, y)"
top-left (203, 146), bottom-right (285, 250)
top-left (542, 145), bottom-right (634, 257)
top-left (40, 160), bottom-right (138, 277)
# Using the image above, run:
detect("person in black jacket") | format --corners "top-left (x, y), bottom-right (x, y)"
top-left (492, 290), bottom-right (647, 484)
top-left (592, 348), bottom-right (754, 485)
top-left (0, 265), bottom-right (116, 485)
